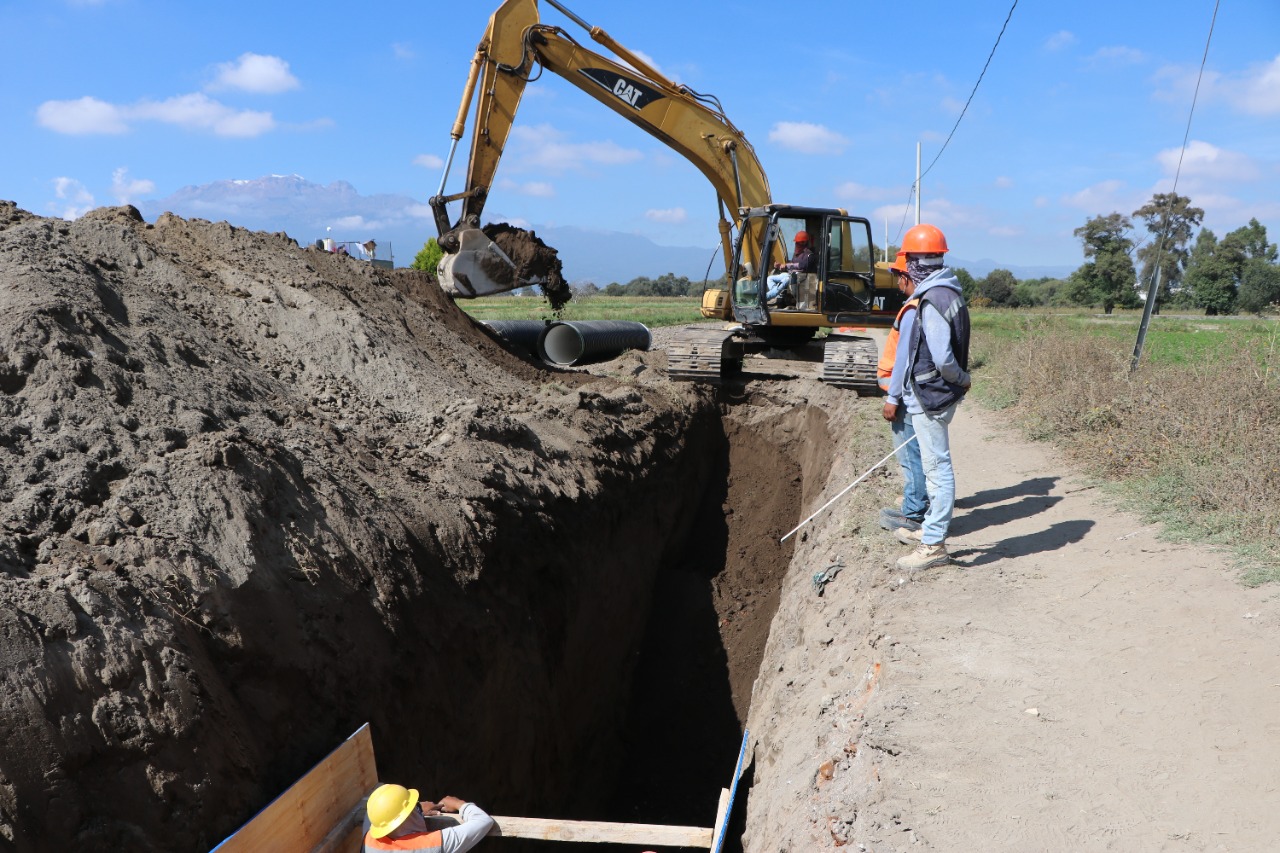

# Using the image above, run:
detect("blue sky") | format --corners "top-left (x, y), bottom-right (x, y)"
top-left (3, 0), bottom-right (1279, 269)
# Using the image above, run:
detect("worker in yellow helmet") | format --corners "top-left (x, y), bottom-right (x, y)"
top-left (363, 784), bottom-right (494, 852)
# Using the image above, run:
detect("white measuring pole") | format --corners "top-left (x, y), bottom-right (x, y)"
top-left (780, 435), bottom-right (918, 543)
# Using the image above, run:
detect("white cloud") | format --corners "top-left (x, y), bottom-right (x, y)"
top-left (508, 125), bottom-right (644, 173)
top-left (1061, 179), bottom-right (1127, 211)
top-left (989, 225), bottom-right (1022, 238)
top-left (331, 215), bottom-right (387, 231)
top-left (768, 121), bottom-right (849, 156)
top-left (1034, 196), bottom-right (1050, 208)
top-left (499, 178), bottom-right (555, 197)
top-left (392, 43), bottom-right (415, 61)
top-left (52, 177), bottom-right (95, 219)
top-left (1156, 140), bottom-right (1259, 182)
top-left (414, 153), bottom-right (444, 169)
top-left (134, 94), bottom-right (275, 137)
top-left (834, 182), bottom-right (903, 203)
top-left (1227, 54), bottom-right (1280, 116)
top-left (111, 167), bottom-right (154, 204)
top-left (1087, 46), bottom-right (1146, 66)
top-left (38, 92), bottom-right (276, 137)
top-left (209, 53), bottom-right (299, 94)
top-left (1044, 31), bottom-right (1076, 51)
top-left (994, 176), bottom-right (1014, 189)
top-left (37, 96), bottom-right (128, 134)
top-left (406, 204), bottom-right (434, 219)
top-left (940, 96), bottom-right (965, 116)
top-left (645, 207), bottom-right (686, 224)
top-left (1157, 55), bottom-right (1280, 116)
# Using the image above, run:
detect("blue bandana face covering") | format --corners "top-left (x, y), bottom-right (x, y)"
top-left (907, 255), bottom-right (944, 284)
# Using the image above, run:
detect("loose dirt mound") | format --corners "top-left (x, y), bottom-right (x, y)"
top-left (0, 203), bottom-right (717, 851)
top-left (483, 222), bottom-right (571, 310)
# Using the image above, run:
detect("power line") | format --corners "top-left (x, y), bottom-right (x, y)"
top-left (895, 0), bottom-right (1019, 242)
top-left (1131, 0), bottom-right (1220, 373)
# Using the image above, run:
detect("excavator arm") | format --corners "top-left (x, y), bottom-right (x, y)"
top-left (430, 0), bottom-right (772, 298)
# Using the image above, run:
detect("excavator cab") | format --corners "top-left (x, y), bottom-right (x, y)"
top-left (730, 207), bottom-right (896, 326)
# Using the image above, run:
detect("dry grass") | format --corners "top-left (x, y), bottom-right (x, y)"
top-left (972, 313), bottom-right (1280, 585)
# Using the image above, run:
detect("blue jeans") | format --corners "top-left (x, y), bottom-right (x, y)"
top-left (891, 412), bottom-right (928, 521)
top-left (910, 402), bottom-right (959, 545)
top-left (766, 273), bottom-right (791, 301)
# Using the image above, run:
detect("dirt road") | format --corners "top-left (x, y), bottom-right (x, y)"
top-left (745, 394), bottom-right (1280, 852)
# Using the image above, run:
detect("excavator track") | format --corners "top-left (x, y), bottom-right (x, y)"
top-left (821, 335), bottom-right (880, 393)
top-left (666, 326), bottom-right (741, 382)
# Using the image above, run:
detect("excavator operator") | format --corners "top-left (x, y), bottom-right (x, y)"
top-left (765, 231), bottom-right (817, 306)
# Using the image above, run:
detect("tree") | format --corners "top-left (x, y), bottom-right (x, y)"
top-left (951, 268), bottom-right (977, 302)
top-left (1228, 220), bottom-right (1280, 314)
top-left (1131, 193), bottom-right (1203, 313)
top-left (1220, 217), bottom-right (1277, 265)
top-left (412, 237), bottom-right (444, 273)
top-left (1183, 229), bottom-right (1235, 315)
top-left (1072, 213), bottom-right (1137, 313)
top-left (977, 269), bottom-right (1017, 307)
top-left (1237, 258), bottom-right (1280, 314)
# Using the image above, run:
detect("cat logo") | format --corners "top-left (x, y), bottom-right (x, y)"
top-left (613, 79), bottom-right (642, 107)
top-left (873, 296), bottom-right (886, 310)
top-left (579, 67), bottom-right (663, 111)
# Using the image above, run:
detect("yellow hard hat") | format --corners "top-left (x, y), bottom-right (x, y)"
top-left (367, 784), bottom-right (419, 839)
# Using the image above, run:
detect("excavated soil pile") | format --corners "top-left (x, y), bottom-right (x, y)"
top-left (483, 223), bottom-right (571, 310)
top-left (0, 202), bottom-right (724, 852)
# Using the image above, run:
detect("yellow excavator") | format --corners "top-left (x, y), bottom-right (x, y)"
top-left (429, 0), bottom-right (904, 390)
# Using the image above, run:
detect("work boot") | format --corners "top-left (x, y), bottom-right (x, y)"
top-left (894, 526), bottom-right (923, 546)
top-left (879, 507), bottom-right (923, 532)
top-left (896, 542), bottom-right (950, 570)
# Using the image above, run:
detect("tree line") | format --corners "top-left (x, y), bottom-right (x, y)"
top-left (413, 196), bottom-right (1280, 314)
top-left (965, 194), bottom-right (1279, 315)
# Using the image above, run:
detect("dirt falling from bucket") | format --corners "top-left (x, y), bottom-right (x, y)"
top-left (484, 222), bottom-right (571, 311)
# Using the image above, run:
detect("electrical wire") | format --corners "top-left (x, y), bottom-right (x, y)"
top-left (894, 0), bottom-right (1018, 243)
top-left (1131, 0), bottom-right (1220, 373)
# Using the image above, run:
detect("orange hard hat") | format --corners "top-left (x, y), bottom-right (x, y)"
top-left (889, 250), bottom-right (908, 274)
top-left (794, 230), bottom-right (810, 243)
top-left (901, 223), bottom-right (948, 254)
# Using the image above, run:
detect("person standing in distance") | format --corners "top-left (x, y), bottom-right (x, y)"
top-left (877, 251), bottom-right (928, 534)
top-left (893, 224), bottom-right (971, 570)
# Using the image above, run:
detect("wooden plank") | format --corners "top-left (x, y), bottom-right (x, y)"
top-left (709, 788), bottom-right (730, 851)
top-left (433, 813), bottom-right (713, 848)
top-left (211, 724), bottom-right (378, 853)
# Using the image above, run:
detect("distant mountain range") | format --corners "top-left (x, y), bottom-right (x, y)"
top-left (138, 175), bottom-right (1073, 284)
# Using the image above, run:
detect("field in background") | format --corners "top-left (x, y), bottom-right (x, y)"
top-left (458, 295), bottom-right (704, 327)
top-left (971, 309), bottom-right (1280, 585)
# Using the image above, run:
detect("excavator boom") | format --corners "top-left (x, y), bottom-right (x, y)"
top-left (431, 0), bottom-right (771, 298)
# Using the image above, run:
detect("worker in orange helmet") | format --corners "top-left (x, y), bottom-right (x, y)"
top-left (890, 224), bottom-right (971, 571)
top-left (877, 251), bottom-right (929, 535)
top-left (764, 230), bottom-right (817, 305)
top-left (363, 784), bottom-right (494, 852)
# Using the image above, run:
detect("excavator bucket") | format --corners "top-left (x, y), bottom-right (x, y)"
top-left (437, 226), bottom-right (543, 298)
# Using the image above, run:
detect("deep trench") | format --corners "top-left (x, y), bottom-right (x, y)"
top-left (579, 391), bottom-right (824, 851)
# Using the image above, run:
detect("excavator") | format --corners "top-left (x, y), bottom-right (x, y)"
top-left (429, 0), bottom-right (904, 391)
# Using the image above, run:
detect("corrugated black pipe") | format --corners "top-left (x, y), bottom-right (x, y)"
top-left (537, 321), bottom-right (652, 366)
top-left (482, 320), bottom-right (548, 355)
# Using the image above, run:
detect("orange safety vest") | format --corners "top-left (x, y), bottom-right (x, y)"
top-left (364, 829), bottom-right (445, 851)
top-left (876, 297), bottom-right (920, 391)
